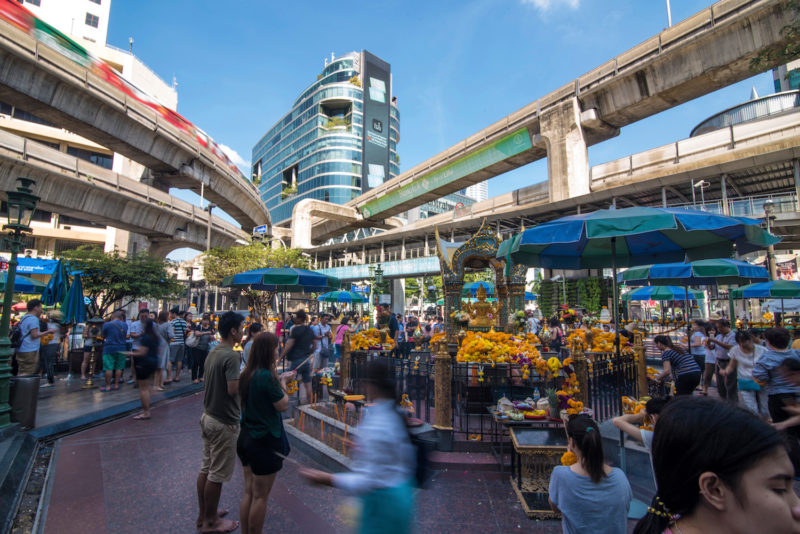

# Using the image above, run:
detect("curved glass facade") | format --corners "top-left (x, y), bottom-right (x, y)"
top-left (252, 52), bottom-right (400, 226)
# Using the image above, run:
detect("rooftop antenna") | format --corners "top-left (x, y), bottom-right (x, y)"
top-left (331, 52), bottom-right (335, 62)
top-left (128, 36), bottom-right (134, 53)
top-left (173, 74), bottom-right (178, 89)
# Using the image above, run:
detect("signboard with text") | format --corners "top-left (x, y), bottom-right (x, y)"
top-left (361, 50), bottom-right (391, 194)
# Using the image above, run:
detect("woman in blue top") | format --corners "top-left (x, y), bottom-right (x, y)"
top-left (549, 415), bottom-right (632, 534)
top-left (654, 335), bottom-right (701, 395)
top-left (237, 332), bottom-right (295, 534)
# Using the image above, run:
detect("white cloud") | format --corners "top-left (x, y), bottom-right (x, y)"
top-left (218, 143), bottom-right (250, 175)
top-left (522, 0), bottom-right (580, 11)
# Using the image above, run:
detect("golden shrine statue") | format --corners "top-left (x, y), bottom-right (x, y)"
top-left (462, 285), bottom-right (503, 327)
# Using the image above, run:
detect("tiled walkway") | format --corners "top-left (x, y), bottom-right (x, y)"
top-left (42, 392), bottom-right (640, 533)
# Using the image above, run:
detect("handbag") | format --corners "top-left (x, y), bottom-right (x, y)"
top-left (185, 331), bottom-right (199, 348)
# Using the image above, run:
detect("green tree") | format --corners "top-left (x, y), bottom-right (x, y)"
top-left (202, 242), bottom-right (309, 318)
top-left (61, 246), bottom-right (184, 318)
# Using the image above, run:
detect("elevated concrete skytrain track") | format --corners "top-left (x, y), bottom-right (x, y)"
top-left (0, 14), bottom-right (270, 232)
top-left (298, 0), bottom-right (796, 246)
top-left (0, 128), bottom-right (251, 257)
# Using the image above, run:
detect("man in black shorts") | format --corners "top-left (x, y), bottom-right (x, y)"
top-left (280, 310), bottom-right (315, 403)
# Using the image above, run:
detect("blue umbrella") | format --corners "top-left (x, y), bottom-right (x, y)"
top-left (498, 207), bottom-right (779, 270)
top-left (462, 281), bottom-right (495, 296)
top-left (731, 280), bottom-right (800, 299)
top-left (221, 267), bottom-right (339, 292)
top-left (317, 290), bottom-right (368, 304)
top-left (618, 259), bottom-right (769, 286)
top-left (62, 274), bottom-right (86, 324)
top-left (622, 286), bottom-right (704, 301)
top-left (524, 292), bottom-right (537, 301)
top-left (0, 272), bottom-right (46, 294)
top-left (41, 259), bottom-right (68, 306)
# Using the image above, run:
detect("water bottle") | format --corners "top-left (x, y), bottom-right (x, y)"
top-left (533, 389), bottom-right (541, 402)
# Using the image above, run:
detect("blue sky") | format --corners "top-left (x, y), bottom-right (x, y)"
top-left (107, 0), bottom-right (774, 259)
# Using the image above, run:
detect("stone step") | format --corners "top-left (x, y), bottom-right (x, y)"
top-left (0, 432), bottom-right (37, 532)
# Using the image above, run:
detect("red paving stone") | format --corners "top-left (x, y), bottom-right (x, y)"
top-left (42, 391), bottom-right (640, 533)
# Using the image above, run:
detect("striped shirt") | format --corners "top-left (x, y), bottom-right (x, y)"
top-left (661, 349), bottom-right (700, 376)
top-left (170, 318), bottom-right (187, 345)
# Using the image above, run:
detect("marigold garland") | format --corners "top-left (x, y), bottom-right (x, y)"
top-left (351, 328), bottom-right (396, 351)
top-left (561, 451), bottom-right (578, 466)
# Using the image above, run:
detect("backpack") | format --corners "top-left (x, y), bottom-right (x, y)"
top-left (396, 409), bottom-right (434, 489)
top-left (11, 316), bottom-right (34, 349)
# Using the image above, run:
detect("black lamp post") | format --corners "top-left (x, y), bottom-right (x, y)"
top-left (764, 199), bottom-right (778, 281)
top-left (0, 178), bottom-right (39, 429)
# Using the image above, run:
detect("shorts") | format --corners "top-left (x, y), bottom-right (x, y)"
top-left (102, 352), bottom-right (126, 371)
top-left (15, 350), bottom-right (39, 375)
top-left (236, 428), bottom-right (284, 476)
top-left (289, 358), bottom-right (312, 383)
top-left (169, 344), bottom-right (185, 365)
top-left (199, 413), bottom-right (239, 484)
top-left (134, 357), bottom-right (157, 380)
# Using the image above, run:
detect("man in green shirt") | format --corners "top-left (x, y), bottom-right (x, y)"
top-left (197, 311), bottom-right (244, 533)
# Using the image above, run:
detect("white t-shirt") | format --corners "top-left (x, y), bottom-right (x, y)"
top-left (729, 344), bottom-right (767, 381)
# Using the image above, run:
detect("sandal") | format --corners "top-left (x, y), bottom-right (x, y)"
top-left (99, 386), bottom-right (110, 392)
top-left (132, 414), bottom-right (150, 420)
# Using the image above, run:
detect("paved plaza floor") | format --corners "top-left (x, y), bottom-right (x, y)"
top-left (39, 391), bottom-right (643, 534)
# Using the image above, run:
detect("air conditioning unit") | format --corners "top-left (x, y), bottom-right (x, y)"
top-left (24, 249), bottom-right (37, 257)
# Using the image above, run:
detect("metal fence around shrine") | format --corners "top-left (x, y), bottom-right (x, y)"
top-left (345, 347), bottom-right (641, 440)
top-left (584, 350), bottom-right (639, 423)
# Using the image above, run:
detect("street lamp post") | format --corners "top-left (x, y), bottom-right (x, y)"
top-left (204, 203), bottom-right (216, 312)
top-left (764, 199), bottom-right (778, 280)
top-left (0, 178), bottom-right (39, 429)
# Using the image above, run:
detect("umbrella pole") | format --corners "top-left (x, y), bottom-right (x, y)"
top-left (782, 298), bottom-right (785, 328)
top-left (610, 238), bottom-right (626, 473)
top-left (685, 284), bottom-right (691, 350)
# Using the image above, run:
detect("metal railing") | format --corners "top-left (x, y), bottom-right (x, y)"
top-left (671, 192), bottom-right (798, 217)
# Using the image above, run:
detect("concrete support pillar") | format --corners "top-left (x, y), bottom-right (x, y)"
top-left (433, 339), bottom-right (453, 450)
top-left (392, 279), bottom-right (404, 314)
top-left (380, 242), bottom-right (385, 263)
top-left (661, 187), bottom-right (667, 208)
top-left (721, 174), bottom-right (730, 215)
top-left (535, 98), bottom-right (590, 203)
top-left (340, 330), bottom-right (352, 390)
top-left (361, 245), bottom-right (366, 264)
top-left (328, 250), bottom-right (333, 269)
top-left (793, 159), bottom-right (800, 211)
top-left (424, 235), bottom-right (429, 256)
top-left (401, 238), bottom-right (406, 260)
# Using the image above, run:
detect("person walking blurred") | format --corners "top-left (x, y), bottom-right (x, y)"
top-left (300, 359), bottom-right (416, 534)
top-left (125, 317), bottom-right (160, 420)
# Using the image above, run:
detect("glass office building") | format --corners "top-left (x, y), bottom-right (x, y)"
top-left (252, 51), bottom-right (401, 226)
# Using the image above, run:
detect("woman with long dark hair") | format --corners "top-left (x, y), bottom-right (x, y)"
top-left (654, 335), bottom-right (701, 395)
top-left (549, 317), bottom-right (565, 354)
top-left (237, 332), bottom-right (295, 534)
top-left (124, 317), bottom-right (160, 420)
top-left (634, 396), bottom-right (800, 534)
top-left (240, 322), bottom-right (263, 371)
top-left (549, 415), bottom-right (632, 533)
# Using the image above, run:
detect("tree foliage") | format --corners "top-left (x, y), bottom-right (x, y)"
top-left (202, 243), bottom-right (309, 318)
top-left (61, 246), bottom-right (184, 318)
top-left (751, 0), bottom-right (800, 72)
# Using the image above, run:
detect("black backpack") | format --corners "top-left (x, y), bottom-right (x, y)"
top-left (10, 316), bottom-right (33, 349)
top-left (397, 410), bottom-right (434, 489)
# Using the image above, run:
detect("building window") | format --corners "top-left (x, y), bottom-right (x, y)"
top-left (25, 0), bottom-right (41, 6)
top-left (85, 13), bottom-right (99, 28)
top-left (67, 146), bottom-right (113, 169)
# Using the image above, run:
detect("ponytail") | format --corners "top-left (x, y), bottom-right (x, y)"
top-left (653, 335), bottom-right (687, 355)
top-left (633, 495), bottom-right (674, 534)
top-left (566, 415), bottom-right (606, 483)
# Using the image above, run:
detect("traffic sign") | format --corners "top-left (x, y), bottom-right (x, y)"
top-left (253, 225), bottom-right (268, 235)
top-left (0, 261), bottom-right (7, 271)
